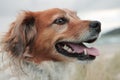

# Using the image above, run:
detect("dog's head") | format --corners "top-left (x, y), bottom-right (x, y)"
top-left (3, 8), bottom-right (101, 63)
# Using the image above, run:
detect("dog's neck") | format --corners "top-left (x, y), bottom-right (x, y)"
top-left (9, 60), bottom-right (86, 80)
top-left (12, 61), bottom-right (76, 80)
top-left (0, 54), bottom-right (87, 80)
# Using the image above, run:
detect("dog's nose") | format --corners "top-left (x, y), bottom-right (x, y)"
top-left (89, 21), bottom-right (101, 33)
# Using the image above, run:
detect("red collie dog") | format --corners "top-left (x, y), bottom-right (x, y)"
top-left (1, 8), bottom-right (101, 80)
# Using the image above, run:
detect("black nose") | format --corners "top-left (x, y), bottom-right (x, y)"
top-left (89, 21), bottom-right (101, 33)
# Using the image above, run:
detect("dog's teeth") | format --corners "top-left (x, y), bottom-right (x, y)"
top-left (63, 45), bottom-right (69, 50)
top-left (83, 49), bottom-right (87, 55)
top-left (67, 48), bottom-right (72, 53)
top-left (63, 45), bottom-right (73, 53)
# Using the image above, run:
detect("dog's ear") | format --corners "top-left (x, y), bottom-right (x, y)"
top-left (3, 11), bottom-right (36, 57)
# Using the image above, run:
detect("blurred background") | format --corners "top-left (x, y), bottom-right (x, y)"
top-left (0, 0), bottom-right (120, 80)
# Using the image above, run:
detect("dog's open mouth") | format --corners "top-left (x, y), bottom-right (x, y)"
top-left (55, 39), bottom-right (99, 61)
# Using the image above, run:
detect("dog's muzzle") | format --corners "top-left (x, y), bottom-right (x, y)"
top-left (55, 21), bottom-right (101, 61)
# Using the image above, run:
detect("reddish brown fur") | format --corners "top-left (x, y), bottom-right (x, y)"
top-left (2, 8), bottom-right (91, 63)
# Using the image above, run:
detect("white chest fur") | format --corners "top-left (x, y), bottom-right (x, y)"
top-left (0, 56), bottom-right (78, 80)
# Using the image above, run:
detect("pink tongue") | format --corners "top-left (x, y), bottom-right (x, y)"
top-left (68, 43), bottom-right (99, 56)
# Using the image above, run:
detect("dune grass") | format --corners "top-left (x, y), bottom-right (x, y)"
top-left (76, 52), bottom-right (120, 80)
top-left (108, 53), bottom-right (120, 80)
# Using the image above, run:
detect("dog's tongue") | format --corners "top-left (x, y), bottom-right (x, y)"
top-left (68, 43), bottom-right (99, 56)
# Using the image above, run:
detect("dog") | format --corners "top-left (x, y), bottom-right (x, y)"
top-left (1, 8), bottom-right (101, 80)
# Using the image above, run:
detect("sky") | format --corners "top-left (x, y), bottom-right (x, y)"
top-left (0, 0), bottom-right (120, 34)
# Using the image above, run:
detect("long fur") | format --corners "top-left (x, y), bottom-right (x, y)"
top-left (0, 8), bottom-right (100, 80)
top-left (1, 10), bottom-right (79, 80)
top-left (0, 53), bottom-right (86, 80)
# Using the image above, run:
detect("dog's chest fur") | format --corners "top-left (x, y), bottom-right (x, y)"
top-left (16, 61), bottom-right (77, 80)
top-left (0, 56), bottom-right (78, 80)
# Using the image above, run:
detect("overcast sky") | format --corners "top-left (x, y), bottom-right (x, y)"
top-left (0, 0), bottom-right (120, 16)
top-left (0, 0), bottom-right (120, 33)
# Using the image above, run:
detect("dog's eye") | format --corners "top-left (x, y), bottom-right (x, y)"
top-left (53, 17), bottom-right (68, 25)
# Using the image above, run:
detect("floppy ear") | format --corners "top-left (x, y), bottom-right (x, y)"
top-left (3, 11), bottom-right (36, 57)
